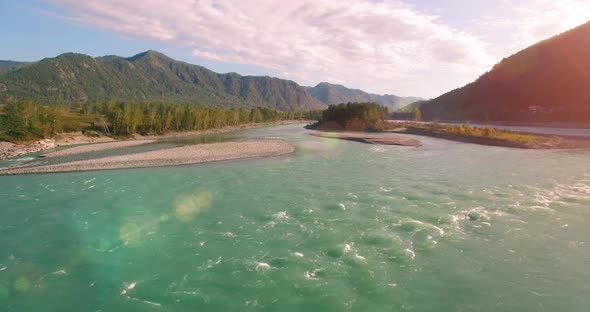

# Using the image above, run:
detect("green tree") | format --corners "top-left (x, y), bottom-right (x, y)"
top-left (414, 108), bottom-right (422, 121)
top-left (250, 108), bottom-right (263, 123)
top-left (318, 102), bottom-right (388, 131)
top-left (2, 98), bottom-right (322, 141)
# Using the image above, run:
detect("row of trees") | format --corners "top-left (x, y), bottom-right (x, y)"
top-left (0, 100), bottom-right (65, 141)
top-left (317, 102), bottom-right (389, 131)
top-left (84, 100), bottom-right (320, 136)
top-left (0, 99), bottom-right (322, 141)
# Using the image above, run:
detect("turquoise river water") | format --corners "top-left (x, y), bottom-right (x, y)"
top-left (1, 124), bottom-right (589, 311)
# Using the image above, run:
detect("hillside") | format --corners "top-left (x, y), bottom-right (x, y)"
top-left (396, 100), bottom-right (426, 113)
top-left (0, 51), bottom-right (326, 111)
top-left (306, 82), bottom-right (421, 112)
top-left (419, 21), bottom-right (590, 123)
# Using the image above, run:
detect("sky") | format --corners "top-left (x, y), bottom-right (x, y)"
top-left (1, 0), bottom-right (589, 98)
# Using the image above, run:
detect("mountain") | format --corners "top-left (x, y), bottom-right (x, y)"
top-left (0, 61), bottom-right (32, 74)
top-left (396, 100), bottom-right (426, 113)
top-left (306, 82), bottom-right (421, 112)
top-left (420, 21), bottom-right (590, 123)
top-left (0, 51), bottom-right (326, 111)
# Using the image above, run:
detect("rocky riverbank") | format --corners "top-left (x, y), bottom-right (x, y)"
top-left (0, 139), bottom-right (56, 160)
top-left (0, 140), bottom-right (294, 175)
top-left (42, 140), bottom-right (155, 158)
top-left (0, 120), bottom-right (313, 161)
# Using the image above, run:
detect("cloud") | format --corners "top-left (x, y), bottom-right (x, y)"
top-left (478, 0), bottom-right (590, 51)
top-left (46, 0), bottom-right (494, 97)
top-left (512, 0), bottom-right (590, 45)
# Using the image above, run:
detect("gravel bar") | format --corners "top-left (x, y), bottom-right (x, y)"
top-left (310, 131), bottom-right (421, 146)
top-left (0, 140), bottom-right (294, 175)
top-left (43, 140), bottom-right (155, 158)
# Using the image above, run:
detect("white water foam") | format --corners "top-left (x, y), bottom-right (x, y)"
top-left (353, 254), bottom-right (367, 263)
top-left (256, 262), bottom-right (271, 271)
top-left (206, 256), bottom-right (222, 268)
top-left (126, 295), bottom-right (162, 307)
top-left (343, 243), bottom-right (352, 253)
top-left (403, 248), bottom-right (416, 260)
top-left (304, 271), bottom-right (317, 280)
top-left (121, 281), bottom-right (137, 295)
top-left (399, 219), bottom-right (445, 236)
top-left (7, 157), bottom-right (36, 162)
top-left (369, 146), bottom-right (387, 153)
top-left (274, 211), bottom-right (290, 220)
top-left (305, 269), bottom-right (324, 280)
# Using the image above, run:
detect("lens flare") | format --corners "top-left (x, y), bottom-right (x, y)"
top-left (119, 223), bottom-right (142, 244)
top-left (13, 276), bottom-right (31, 293)
top-left (98, 238), bottom-right (111, 251)
top-left (299, 136), bottom-right (343, 159)
top-left (173, 190), bottom-right (212, 222)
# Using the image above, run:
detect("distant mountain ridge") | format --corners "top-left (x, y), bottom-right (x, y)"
top-left (0, 61), bottom-right (32, 74)
top-left (0, 50), bottom-right (326, 111)
top-left (419, 21), bottom-right (590, 123)
top-left (306, 82), bottom-right (421, 112)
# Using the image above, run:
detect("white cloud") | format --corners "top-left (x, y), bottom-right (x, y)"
top-left (513, 0), bottom-right (590, 45)
top-left (477, 0), bottom-right (590, 53)
top-left (46, 0), bottom-right (496, 97)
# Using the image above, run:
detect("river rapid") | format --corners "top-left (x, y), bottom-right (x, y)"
top-left (1, 124), bottom-right (589, 311)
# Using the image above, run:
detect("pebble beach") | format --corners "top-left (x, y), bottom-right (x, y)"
top-left (0, 139), bottom-right (294, 175)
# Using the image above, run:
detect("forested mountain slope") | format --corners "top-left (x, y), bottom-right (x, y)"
top-left (0, 51), bottom-right (326, 111)
top-left (419, 21), bottom-right (590, 123)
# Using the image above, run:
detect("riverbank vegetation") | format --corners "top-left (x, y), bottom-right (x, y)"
top-left (306, 102), bottom-right (585, 148)
top-left (388, 121), bottom-right (568, 148)
top-left (309, 102), bottom-right (389, 131)
top-left (0, 99), bottom-right (322, 143)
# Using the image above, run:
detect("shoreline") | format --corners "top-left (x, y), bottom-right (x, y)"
top-left (390, 127), bottom-right (590, 149)
top-left (0, 140), bottom-right (294, 175)
top-left (0, 120), bottom-right (312, 161)
top-left (308, 122), bottom-right (590, 149)
top-left (309, 131), bottom-right (421, 147)
top-left (412, 120), bottom-right (590, 130)
top-left (42, 140), bottom-right (156, 158)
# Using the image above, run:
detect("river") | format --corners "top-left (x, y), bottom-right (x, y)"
top-left (1, 124), bottom-right (589, 311)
